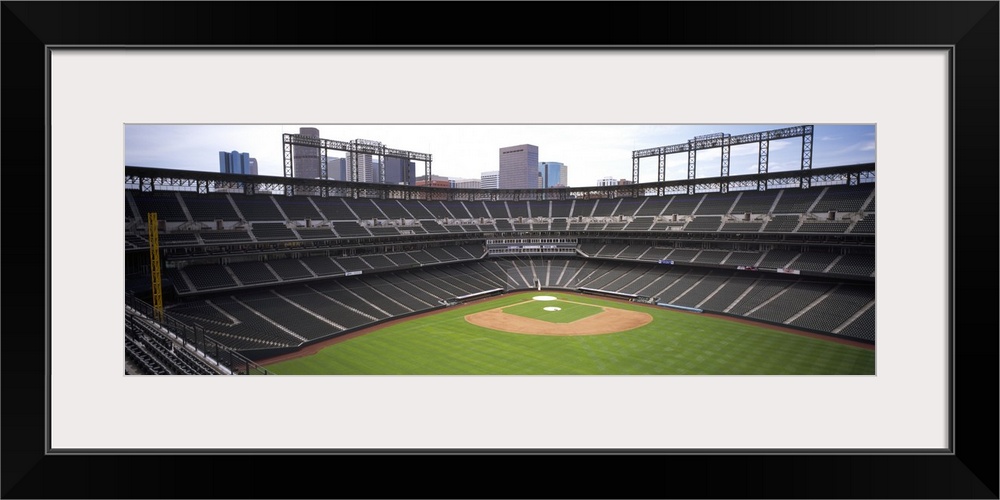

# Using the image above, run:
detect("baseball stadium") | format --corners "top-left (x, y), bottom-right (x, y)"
top-left (124, 125), bottom-right (876, 375)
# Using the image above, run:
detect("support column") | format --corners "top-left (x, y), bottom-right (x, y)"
top-left (800, 125), bottom-right (813, 189)
top-left (687, 143), bottom-right (697, 195)
top-left (319, 145), bottom-right (329, 198)
top-left (721, 140), bottom-right (730, 177)
top-left (320, 146), bottom-right (328, 180)
top-left (350, 150), bottom-right (359, 184)
top-left (282, 134), bottom-right (293, 178)
top-left (657, 153), bottom-right (666, 196)
top-left (378, 153), bottom-right (385, 184)
top-left (758, 140), bottom-right (769, 191)
top-left (720, 136), bottom-right (730, 193)
top-left (283, 135), bottom-right (294, 196)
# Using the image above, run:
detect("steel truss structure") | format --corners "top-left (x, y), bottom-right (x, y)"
top-left (281, 134), bottom-right (432, 196)
top-left (126, 163), bottom-right (872, 202)
top-left (632, 125), bottom-right (814, 195)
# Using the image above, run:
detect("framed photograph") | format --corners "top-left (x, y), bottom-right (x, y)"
top-left (6, 2), bottom-right (996, 498)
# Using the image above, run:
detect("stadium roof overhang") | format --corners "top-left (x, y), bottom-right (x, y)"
top-left (125, 163), bottom-right (874, 201)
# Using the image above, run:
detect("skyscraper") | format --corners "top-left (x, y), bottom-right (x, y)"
top-left (248, 157), bottom-right (259, 176)
top-left (498, 144), bottom-right (539, 189)
top-left (328, 157), bottom-right (348, 181)
top-left (481, 170), bottom-right (499, 189)
top-left (355, 154), bottom-right (375, 183)
top-left (380, 157), bottom-right (417, 185)
top-left (539, 161), bottom-right (568, 188)
top-left (293, 127), bottom-right (321, 179)
top-left (219, 151), bottom-right (252, 175)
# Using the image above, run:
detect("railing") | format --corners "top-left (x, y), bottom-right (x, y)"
top-left (125, 292), bottom-right (270, 375)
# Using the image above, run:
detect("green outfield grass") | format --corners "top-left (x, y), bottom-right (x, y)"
top-left (264, 292), bottom-right (876, 375)
top-left (501, 298), bottom-right (603, 323)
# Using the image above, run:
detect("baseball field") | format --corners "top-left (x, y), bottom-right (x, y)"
top-left (261, 291), bottom-right (876, 375)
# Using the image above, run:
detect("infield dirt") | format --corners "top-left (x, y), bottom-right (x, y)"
top-left (463, 301), bottom-right (652, 335)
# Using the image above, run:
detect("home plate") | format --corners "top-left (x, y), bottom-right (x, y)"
top-left (543, 306), bottom-right (562, 312)
top-left (533, 296), bottom-right (557, 301)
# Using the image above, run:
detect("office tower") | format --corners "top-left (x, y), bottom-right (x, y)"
top-left (355, 154), bottom-right (375, 183)
top-left (293, 127), bottom-right (321, 179)
top-left (499, 144), bottom-right (539, 189)
top-left (327, 157), bottom-right (348, 181)
top-left (248, 158), bottom-right (259, 176)
top-left (380, 157), bottom-right (417, 185)
top-left (219, 150), bottom-right (252, 175)
top-left (481, 170), bottom-right (499, 189)
top-left (404, 160), bottom-right (416, 185)
top-left (539, 161), bottom-right (568, 188)
top-left (451, 178), bottom-right (482, 189)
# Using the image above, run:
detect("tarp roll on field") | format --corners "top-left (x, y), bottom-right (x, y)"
top-left (656, 303), bottom-right (704, 313)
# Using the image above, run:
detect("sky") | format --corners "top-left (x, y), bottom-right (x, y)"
top-left (124, 124), bottom-right (875, 187)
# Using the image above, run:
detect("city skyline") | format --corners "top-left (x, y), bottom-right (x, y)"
top-left (125, 124), bottom-right (876, 188)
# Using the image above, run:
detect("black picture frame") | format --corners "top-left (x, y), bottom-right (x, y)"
top-left (3, 2), bottom-right (997, 498)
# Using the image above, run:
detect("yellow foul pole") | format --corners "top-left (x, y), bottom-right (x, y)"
top-left (147, 212), bottom-right (163, 322)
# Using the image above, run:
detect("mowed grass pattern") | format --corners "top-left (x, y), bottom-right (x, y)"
top-left (264, 292), bottom-right (876, 375)
top-left (501, 299), bottom-right (603, 323)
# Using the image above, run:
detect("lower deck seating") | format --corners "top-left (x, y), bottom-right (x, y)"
top-left (656, 268), bottom-right (710, 303)
top-left (835, 305), bottom-right (876, 342)
top-left (160, 258), bottom-right (875, 354)
top-left (697, 276), bottom-right (758, 311)
top-left (272, 285), bottom-right (379, 330)
top-left (746, 281), bottom-right (834, 324)
top-left (670, 271), bottom-right (732, 308)
top-left (789, 284), bottom-right (875, 332)
top-left (723, 280), bottom-right (790, 315)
